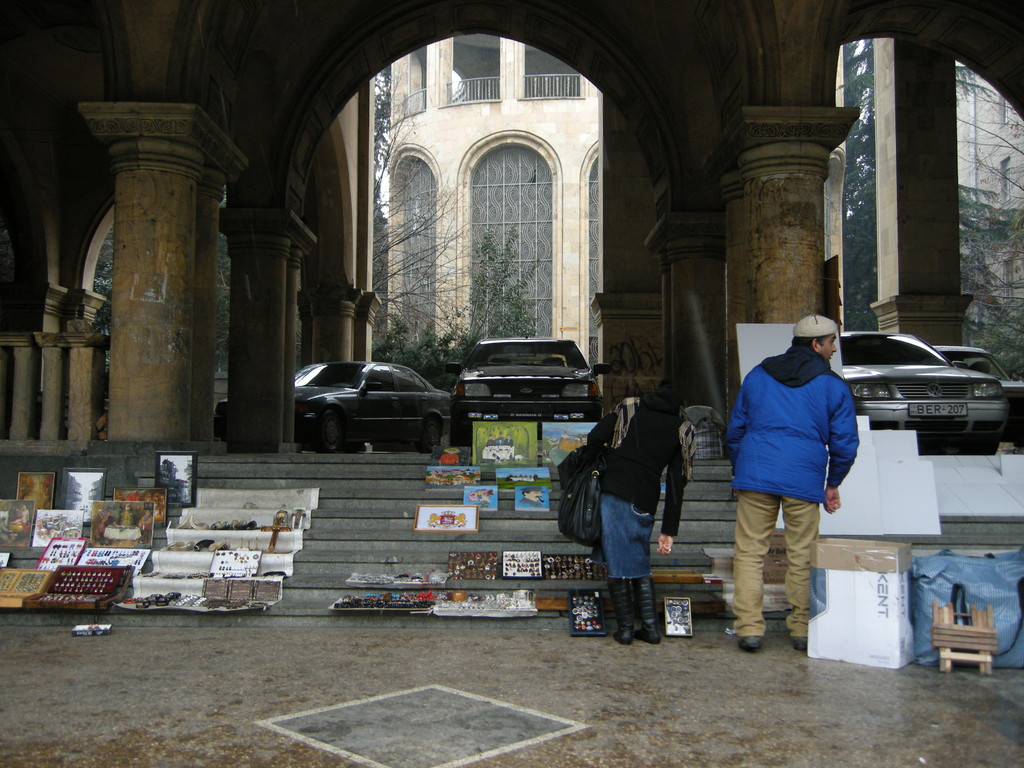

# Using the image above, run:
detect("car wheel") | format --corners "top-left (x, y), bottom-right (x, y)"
top-left (416, 417), bottom-right (443, 453)
top-left (315, 409), bottom-right (345, 453)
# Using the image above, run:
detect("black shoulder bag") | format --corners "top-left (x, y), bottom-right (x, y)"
top-left (556, 444), bottom-right (606, 547)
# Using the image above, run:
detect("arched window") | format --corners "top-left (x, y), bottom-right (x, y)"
top-left (393, 156), bottom-right (437, 335)
top-left (471, 145), bottom-right (553, 334)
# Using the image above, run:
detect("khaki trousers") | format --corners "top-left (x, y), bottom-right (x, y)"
top-left (733, 490), bottom-right (820, 638)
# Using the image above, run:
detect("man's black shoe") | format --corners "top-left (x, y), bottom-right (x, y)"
top-left (737, 635), bottom-right (762, 652)
top-left (792, 636), bottom-right (808, 652)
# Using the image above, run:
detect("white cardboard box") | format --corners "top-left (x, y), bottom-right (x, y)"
top-left (808, 538), bottom-right (914, 669)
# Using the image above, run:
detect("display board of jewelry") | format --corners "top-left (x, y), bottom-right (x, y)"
top-left (345, 570), bottom-right (446, 588)
top-left (447, 551), bottom-right (499, 580)
top-left (502, 550), bottom-right (543, 579)
top-left (23, 565), bottom-right (131, 609)
top-left (194, 486), bottom-right (319, 530)
top-left (542, 555), bottom-right (607, 580)
top-left (568, 589), bottom-right (607, 636)
top-left (117, 575), bottom-right (283, 611)
top-left (431, 589), bottom-right (537, 618)
top-left (0, 568), bottom-right (55, 607)
top-left (328, 591), bottom-right (438, 612)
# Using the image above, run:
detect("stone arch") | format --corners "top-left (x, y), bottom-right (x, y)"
top-left (842, 0), bottom-right (1024, 115)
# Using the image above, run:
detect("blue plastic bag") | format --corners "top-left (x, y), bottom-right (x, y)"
top-left (911, 547), bottom-right (1024, 668)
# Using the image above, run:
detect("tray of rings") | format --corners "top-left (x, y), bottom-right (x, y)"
top-left (543, 555), bottom-right (607, 580)
top-left (116, 577), bottom-right (284, 611)
top-left (23, 565), bottom-right (131, 610)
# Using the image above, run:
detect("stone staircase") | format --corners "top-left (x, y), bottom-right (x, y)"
top-left (4, 451), bottom-right (1024, 631)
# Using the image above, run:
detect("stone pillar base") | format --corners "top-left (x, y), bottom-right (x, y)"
top-left (871, 294), bottom-right (973, 346)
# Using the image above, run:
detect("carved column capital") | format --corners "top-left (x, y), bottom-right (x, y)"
top-left (79, 102), bottom-right (248, 180)
top-left (645, 212), bottom-right (726, 265)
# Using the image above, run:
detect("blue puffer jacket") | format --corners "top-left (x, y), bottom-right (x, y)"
top-left (727, 347), bottom-right (859, 503)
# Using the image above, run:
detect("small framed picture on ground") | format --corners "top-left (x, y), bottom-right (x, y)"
top-left (413, 504), bottom-right (479, 533)
top-left (154, 451), bottom-right (198, 507)
top-left (664, 596), bottom-right (693, 637)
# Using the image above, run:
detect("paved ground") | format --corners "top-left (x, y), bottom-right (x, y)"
top-left (2, 625), bottom-right (1021, 768)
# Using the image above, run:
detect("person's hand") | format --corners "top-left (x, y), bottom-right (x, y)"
top-left (824, 484), bottom-right (841, 514)
top-left (657, 534), bottom-right (673, 555)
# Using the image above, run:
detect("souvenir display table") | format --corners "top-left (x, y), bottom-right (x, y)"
top-left (0, 568), bottom-right (54, 608)
top-left (23, 565), bottom-right (131, 610)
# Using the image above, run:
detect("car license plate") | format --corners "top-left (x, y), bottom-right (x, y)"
top-left (909, 403), bottom-right (967, 417)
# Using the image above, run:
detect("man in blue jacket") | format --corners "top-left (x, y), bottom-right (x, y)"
top-left (726, 315), bottom-right (859, 653)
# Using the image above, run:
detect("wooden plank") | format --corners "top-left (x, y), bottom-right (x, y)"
top-left (651, 569), bottom-right (705, 584)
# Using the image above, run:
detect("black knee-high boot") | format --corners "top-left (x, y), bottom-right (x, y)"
top-left (607, 578), bottom-right (635, 645)
top-left (633, 576), bottom-right (662, 644)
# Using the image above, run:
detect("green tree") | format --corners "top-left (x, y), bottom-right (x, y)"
top-left (467, 227), bottom-right (534, 339)
top-left (840, 39), bottom-right (879, 331)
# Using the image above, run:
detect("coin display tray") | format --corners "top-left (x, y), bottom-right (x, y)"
top-left (0, 569), bottom-right (55, 608)
top-left (568, 588), bottom-right (608, 636)
top-left (329, 591), bottom-right (438, 611)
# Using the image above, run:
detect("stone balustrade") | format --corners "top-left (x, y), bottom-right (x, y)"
top-left (0, 332), bottom-right (108, 442)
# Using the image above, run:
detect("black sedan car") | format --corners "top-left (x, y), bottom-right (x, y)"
top-left (215, 362), bottom-right (450, 453)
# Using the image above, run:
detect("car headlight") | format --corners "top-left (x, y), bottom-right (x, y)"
top-left (972, 380), bottom-right (1003, 398)
top-left (463, 382), bottom-right (490, 397)
top-left (851, 382), bottom-right (892, 398)
top-left (562, 383), bottom-right (589, 397)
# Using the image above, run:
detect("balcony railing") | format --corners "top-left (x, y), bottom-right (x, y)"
top-left (447, 76), bottom-right (500, 104)
top-left (404, 88), bottom-right (426, 115)
top-left (523, 73), bottom-right (581, 99)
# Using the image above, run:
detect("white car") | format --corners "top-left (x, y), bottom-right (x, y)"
top-left (936, 345), bottom-right (1024, 447)
top-left (841, 332), bottom-right (1008, 454)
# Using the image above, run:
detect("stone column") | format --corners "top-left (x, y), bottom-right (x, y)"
top-left (282, 221), bottom-right (316, 442)
top-left (646, 213), bottom-right (728, 416)
top-left (0, 333), bottom-right (40, 439)
top-left (309, 283), bottom-right (360, 362)
top-left (65, 333), bottom-right (109, 442)
top-left (871, 39), bottom-right (970, 344)
top-left (33, 334), bottom-right (68, 440)
top-left (592, 293), bottom-right (663, 407)
top-left (191, 168), bottom-right (226, 440)
top-left (728, 107), bottom-right (860, 324)
top-left (221, 209), bottom-right (309, 451)
top-left (721, 170), bottom-right (748, 407)
top-left (79, 102), bottom-right (244, 442)
top-left (353, 292), bottom-right (380, 362)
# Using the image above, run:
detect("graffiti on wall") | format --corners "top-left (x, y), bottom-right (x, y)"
top-left (604, 336), bottom-right (663, 404)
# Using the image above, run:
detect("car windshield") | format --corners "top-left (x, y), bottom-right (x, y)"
top-left (294, 362), bottom-right (366, 387)
top-left (841, 335), bottom-right (949, 366)
top-left (940, 350), bottom-right (1010, 379)
top-left (466, 340), bottom-right (589, 368)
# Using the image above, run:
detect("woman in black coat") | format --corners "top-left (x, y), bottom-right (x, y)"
top-left (587, 382), bottom-right (688, 644)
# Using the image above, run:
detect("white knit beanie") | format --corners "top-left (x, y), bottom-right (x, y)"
top-left (793, 314), bottom-right (838, 338)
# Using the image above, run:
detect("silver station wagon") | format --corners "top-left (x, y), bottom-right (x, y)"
top-left (840, 332), bottom-right (1008, 454)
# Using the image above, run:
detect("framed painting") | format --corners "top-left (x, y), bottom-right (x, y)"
top-left (495, 466), bottom-right (550, 490)
top-left (462, 485), bottom-right (498, 511)
top-left (540, 422), bottom-right (597, 466)
top-left (413, 504), bottom-right (479, 533)
top-left (114, 487), bottom-right (168, 524)
top-left (60, 468), bottom-right (107, 514)
top-left (514, 485), bottom-right (550, 512)
top-left (89, 500), bottom-right (154, 549)
top-left (429, 446), bottom-right (472, 466)
top-left (155, 451), bottom-right (198, 507)
top-left (664, 596), bottom-right (693, 637)
top-left (0, 499), bottom-right (36, 547)
top-left (471, 421), bottom-right (538, 467)
top-left (31, 508), bottom-right (86, 547)
top-left (16, 471), bottom-right (55, 510)
top-left (424, 465), bottom-right (482, 487)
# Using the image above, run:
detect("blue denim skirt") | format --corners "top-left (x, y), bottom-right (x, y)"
top-left (591, 492), bottom-right (655, 579)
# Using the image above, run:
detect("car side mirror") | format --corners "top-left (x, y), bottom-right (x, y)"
top-left (362, 381), bottom-right (385, 394)
top-left (951, 360), bottom-right (967, 368)
top-left (592, 363), bottom-right (611, 375)
top-left (445, 362), bottom-right (463, 373)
